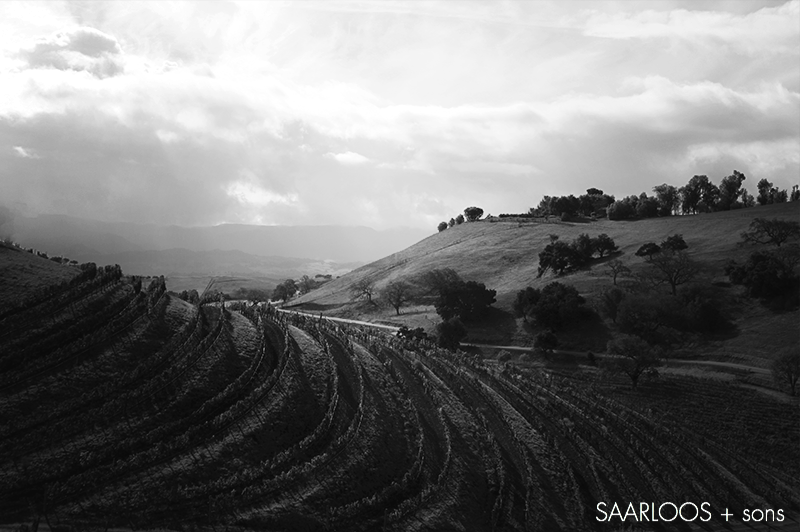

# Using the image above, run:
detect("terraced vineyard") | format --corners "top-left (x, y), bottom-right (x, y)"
top-left (1, 260), bottom-right (798, 531)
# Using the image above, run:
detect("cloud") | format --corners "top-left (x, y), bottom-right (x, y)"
top-left (449, 160), bottom-right (539, 176)
top-left (12, 146), bottom-right (39, 158)
top-left (0, 2), bottom-right (796, 230)
top-left (326, 151), bottom-right (370, 165)
top-left (581, 1), bottom-right (799, 55)
top-left (16, 26), bottom-right (125, 78)
top-left (225, 172), bottom-right (300, 208)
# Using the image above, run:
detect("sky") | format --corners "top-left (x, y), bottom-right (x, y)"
top-left (1, 0), bottom-right (798, 230)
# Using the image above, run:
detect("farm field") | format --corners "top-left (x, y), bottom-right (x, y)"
top-left (1, 245), bottom-right (798, 531)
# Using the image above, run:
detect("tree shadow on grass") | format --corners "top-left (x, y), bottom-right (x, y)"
top-left (464, 307), bottom-right (518, 345)
top-left (561, 310), bottom-right (613, 352)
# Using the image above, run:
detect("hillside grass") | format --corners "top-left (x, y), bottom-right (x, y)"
top-left (0, 244), bottom-right (79, 308)
top-left (290, 202), bottom-right (800, 363)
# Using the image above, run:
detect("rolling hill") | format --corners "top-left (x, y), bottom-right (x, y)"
top-left (292, 202), bottom-right (800, 308)
top-left (289, 202), bottom-right (800, 363)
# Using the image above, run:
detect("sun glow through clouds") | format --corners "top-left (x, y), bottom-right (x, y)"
top-left (0, 0), bottom-right (796, 228)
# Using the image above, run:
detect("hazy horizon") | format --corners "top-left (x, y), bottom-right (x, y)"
top-left (1, 0), bottom-right (798, 231)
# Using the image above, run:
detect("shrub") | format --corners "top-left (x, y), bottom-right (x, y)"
top-left (515, 282), bottom-right (587, 330)
top-left (435, 280), bottom-right (496, 322)
top-left (534, 331), bottom-right (558, 352)
top-left (436, 317), bottom-right (467, 350)
top-left (726, 251), bottom-right (795, 295)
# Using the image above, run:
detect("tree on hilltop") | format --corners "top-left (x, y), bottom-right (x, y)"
top-left (741, 189), bottom-right (756, 208)
top-left (437, 221), bottom-right (448, 232)
top-left (464, 206), bottom-right (484, 222)
top-left (455, 214), bottom-right (465, 225)
top-left (757, 179), bottom-right (774, 206)
top-left (679, 175), bottom-right (719, 214)
top-left (718, 170), bottom-right (746, 210)
top-left (652, 183), bottom-right (680, 216)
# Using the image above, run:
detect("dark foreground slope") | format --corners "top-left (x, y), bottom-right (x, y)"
top-left (1, 246), bottom-right (798, 531)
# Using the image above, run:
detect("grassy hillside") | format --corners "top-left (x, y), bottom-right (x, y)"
top-left (290, 202), bottom-right (799, 360)
top-left (294, 202), bottom-right (799, 306)
top-left (0, 243), bottom-right (79, 308)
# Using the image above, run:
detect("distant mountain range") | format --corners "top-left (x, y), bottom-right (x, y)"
top-left (10, 214), bottom-right (431, 290)
top-left (13, 214), bottom-right (431, 263)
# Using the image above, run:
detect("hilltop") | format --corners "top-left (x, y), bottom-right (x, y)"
top-left (289, 202), bottom-right (800, 360)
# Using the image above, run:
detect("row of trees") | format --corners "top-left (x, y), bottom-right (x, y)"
top-left (349, 268), bottom-right (496, 349)
top-left (537, 233), bottom-right (618, 277)
top-left (350, 268), bottom-right (496, 320)
top-left (535, 188), bottom-right (616, 219)
top-left (434, 173), bottom-right (797, 231)
top-left (602, 172), bottom-right (797, 220)
top-left (437, 207), bottom-right (484, 232)
top-left (529, 172), bottom-right (796, 224)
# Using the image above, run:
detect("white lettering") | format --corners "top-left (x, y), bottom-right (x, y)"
top-left (639, 502), bottom-right (650, 521)
top-left (700, 502), bottom-right (712, 522)
top-left (596, 502), bottom-right (608, 521)
top-left (659, 502), bottom-right (678, 522)
top-left (679, 502), bottom-right (698, 521)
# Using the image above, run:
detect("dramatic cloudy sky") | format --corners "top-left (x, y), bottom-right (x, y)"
top-left (1, 1), bottom-right (798, 229)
